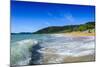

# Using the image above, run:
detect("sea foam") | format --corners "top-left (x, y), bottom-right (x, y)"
top-left (11, 39), bottom-right (38, 65)
top-left (37, 35), bottom-right (95, 63)
top-left (11, 34), bottom-right (95, 65)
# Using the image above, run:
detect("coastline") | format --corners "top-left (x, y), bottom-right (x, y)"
top-left (63, 54), bottom-right (95, 63)
top-left (11, 33), bottom-right (95, 65)
top-left (42, 53), bottom-right (95, 64)
top-left (62, 31), bottom-right (95, 37)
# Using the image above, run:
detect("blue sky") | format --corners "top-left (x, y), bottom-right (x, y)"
top-left (11, 1), bottom-right (95, 33)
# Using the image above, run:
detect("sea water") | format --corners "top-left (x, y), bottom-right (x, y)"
top-left (11, 34), bottom-right (95, 65)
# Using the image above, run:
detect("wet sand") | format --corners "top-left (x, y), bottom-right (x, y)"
top-left (63, 54), bottom-right (95, 63)
top-left (42, 53), bottom-right (95, 64)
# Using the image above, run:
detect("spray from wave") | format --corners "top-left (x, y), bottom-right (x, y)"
top-left (11, 39), bottom-right (38, 65)
top-left (11, 34), bottom-right (95, 65)
top-left (37, 35), bottom-right (95, 64)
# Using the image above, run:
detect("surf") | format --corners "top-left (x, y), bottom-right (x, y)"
top-left (11, 39), bottom-right (38, 65)
top-left (11, 34), bottom-right (95, 65)
top-left (37, 35), bottom-right (95, 64)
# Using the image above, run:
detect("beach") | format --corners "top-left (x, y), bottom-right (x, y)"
top-left (63, 54), bottom-right (95, 63)
top-left (11, 33), bottom-right (95, 65)
top-left (11, 1), bottom-right (95, 66)
top-left (41, 53), bottom-right (95, 64)
top-left (62, 31), bottom-right (95, 37)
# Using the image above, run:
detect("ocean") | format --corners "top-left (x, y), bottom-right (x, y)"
top-left (11, 34), bottom-right (95, 66)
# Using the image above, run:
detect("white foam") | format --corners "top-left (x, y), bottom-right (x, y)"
top-left (37, 36), bottom-right (95, 63)
top-left (50, 34), bottom-right (66, 37)
top-left (11, 39), bottom-right (38, 65)
top-left (16, 39), bottom-right (38, 46)
top-left (11, 35), bottom-right (95, 64)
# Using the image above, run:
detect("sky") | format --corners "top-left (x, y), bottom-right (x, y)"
top-left (11, 1), bottom-right (95, 33)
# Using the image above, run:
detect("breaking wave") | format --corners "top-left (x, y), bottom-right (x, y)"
top-left (11, 34), bottom-right (95, 65)
top-left (11, 39), bottom-right (38, 65)
top-left (37, 35), bottom-right (95, 63)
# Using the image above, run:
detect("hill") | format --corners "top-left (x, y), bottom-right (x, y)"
top-left (33, 22), bottom-right (95, 34)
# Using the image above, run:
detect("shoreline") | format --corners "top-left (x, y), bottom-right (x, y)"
top-left (62, 31), bottom-right (95, 37)
top-left (42, 53), bottom-right (95, 64)
top-left (62, 54), bottom-right (95, 63)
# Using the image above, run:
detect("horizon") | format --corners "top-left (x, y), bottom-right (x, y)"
top-left (11, 1), bottom-right (95, 33)
top-left (11, 21), bottom-right (95, 33)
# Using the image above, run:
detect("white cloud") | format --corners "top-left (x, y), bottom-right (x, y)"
top-left (45, 22), bottom-right (50, 26)
top-left (64, 13), bottom-right (75, 23)
top-left (47, 12), bottom-right (53, 17)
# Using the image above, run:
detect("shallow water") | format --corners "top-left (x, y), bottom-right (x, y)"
top-left (11, 34), bottom-right (95, 65)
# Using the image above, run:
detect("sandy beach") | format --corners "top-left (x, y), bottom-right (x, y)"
top-left (63, 54), bottom-right (95, 63)
top-left (40, 33), bottom-right (95, 64)
top-left (62, 31), bottom-right (95, 37)
top-left (42, 53), bottom-right (95, 64)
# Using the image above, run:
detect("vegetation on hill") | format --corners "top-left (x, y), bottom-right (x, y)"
top-left (33, 22), bottom-right (95, 34)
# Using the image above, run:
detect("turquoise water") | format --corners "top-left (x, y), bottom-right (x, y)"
top-left (11, 34), bottom-right (95, 65)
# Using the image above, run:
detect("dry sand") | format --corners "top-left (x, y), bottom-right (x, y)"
top-left (63, 31), bottom-right (95, 37)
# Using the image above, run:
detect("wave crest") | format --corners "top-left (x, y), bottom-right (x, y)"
top-left (11, 39), bottom-right (38, 65)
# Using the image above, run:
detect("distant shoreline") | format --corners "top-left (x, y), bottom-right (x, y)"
top-left (62, 31), bottom-right (95, 37)
top-left (11, 31), bottom-right (95, 37)
top-left (11, 33), bottom-right (33, 35)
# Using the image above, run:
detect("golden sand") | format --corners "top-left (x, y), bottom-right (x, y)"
top-left (63, 31), bottom-right (95, 37)
top-left (63, 55), bottom-right (95, 63)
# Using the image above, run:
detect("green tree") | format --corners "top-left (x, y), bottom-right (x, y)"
top-left (78, 25), bottom-right (87, 31)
